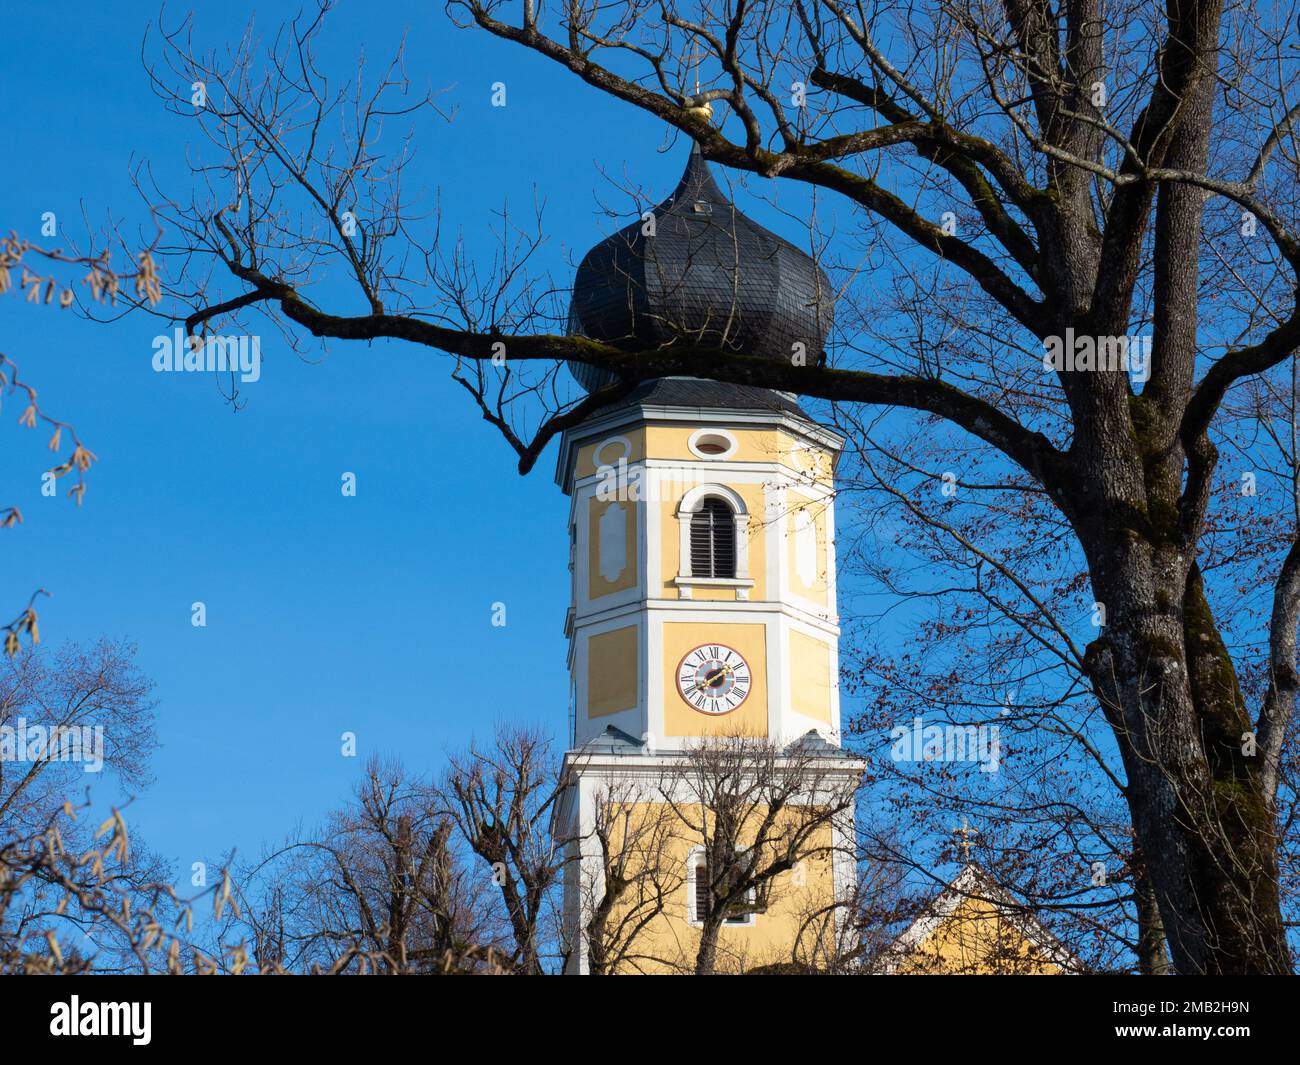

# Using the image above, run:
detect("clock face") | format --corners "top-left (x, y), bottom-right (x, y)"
top-left (676, 644), bottom-right (752, 715)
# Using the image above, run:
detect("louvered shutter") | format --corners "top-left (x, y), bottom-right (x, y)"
top-left (693, 856), bottom-right (710, 922)
top-left (690, 497), bottom-right (736, 578)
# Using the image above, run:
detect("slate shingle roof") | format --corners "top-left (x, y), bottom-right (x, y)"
top-left (599, 376), bottom-right (812, 419)
top-left (568, 143), bottom-right (834, 394)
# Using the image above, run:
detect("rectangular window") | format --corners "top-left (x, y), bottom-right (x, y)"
top-left (692, 852), bottom-right (754, 925)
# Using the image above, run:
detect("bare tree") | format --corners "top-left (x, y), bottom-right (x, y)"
top-left (226, 756), bottom-right (505, 973)
top-left (0, 640), bottom-right (230, 973)
top-left (0, 800), bottom-right (234, 974)
top-left (653, 734), bottom-right (860, 975)
top-left (143, 1), bottom-right (1300, 971)
top-left (2, 235), bottom-right (160, 650)
top-left (0, 640), bottom-right (156, 822)
top-left (572, 779), bottom-right (686, 975)
top-left (437, 726), bottom-right (564, 974)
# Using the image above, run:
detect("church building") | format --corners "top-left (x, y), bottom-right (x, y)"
top-left (876, 861), bottom-right (1079, 975)
top-left (552, 143), bottom-right (864, 974)
top-left (550, 143), bottom-right (1068, 975)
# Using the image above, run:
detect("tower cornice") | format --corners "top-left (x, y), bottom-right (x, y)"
top-left (555, 386), bottom-right (846, 493)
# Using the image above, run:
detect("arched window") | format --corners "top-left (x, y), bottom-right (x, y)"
top-left (690, 496), bottom-right (736, 578)
top-left (675, 484), bottom-right (751, 596)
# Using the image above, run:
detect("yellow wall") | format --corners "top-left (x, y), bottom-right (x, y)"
top-left (575, 428), bottom-right (647, 481)
top-left (574, 424), bottom-right (842, 607)
top-left (662, 622), bottom-right (768, 737)
top-left (789, 630), bottom-right (833, 724)
top-left (644, 425), bottom-right (786, 465)
top-left (587, 626), bottom-right (639, 718)
top-left (574, 425), bottom-right (834, 484)
top-left (593, 805), bottom-right (838, 974)
top-left (570, 416), bottom-right (848, 974)
top-left (688, 585), bottom-right (739, 601)
top-left (790, 441), bottom-right (835, 484)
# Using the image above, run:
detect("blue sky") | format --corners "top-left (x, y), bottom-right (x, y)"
top-left (0, 1), bottom-right (840, 882)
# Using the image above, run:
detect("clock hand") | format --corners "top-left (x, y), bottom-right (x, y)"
top-left (687, 665), bottom-right (733, 695)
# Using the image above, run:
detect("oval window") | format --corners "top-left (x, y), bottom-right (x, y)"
top-left (688, 429), bottom-right (737, 459)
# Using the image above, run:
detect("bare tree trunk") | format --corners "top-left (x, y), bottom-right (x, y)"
top-left (1087, 558), bottom-right (1289, 973)
top-left (694, 919), bottom-right (723, 976)
top-left (1132, 852), bottom-right (1171, 976)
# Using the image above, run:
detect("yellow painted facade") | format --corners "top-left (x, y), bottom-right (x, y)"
top-left (573, 425), bottom-right (834, 484)
top-left (566, 407), bottom-right (845, 748)
top-left (643, 424), bottom-right (785, 466)
top-left (891, 893), bottom-right (1066, 975)
top-left (573, 419), bottom-right (843, 736)
top-left (559, 395), bottom-right (859, 974)
top-left (575, 428), bottom-right (647, 480)
top-left (587, 626), bottom-right (639, 717)
top-left (879, 866), bottom-right (1075, 975)
top-left (657, 480), bottom-right (767, 600)
top-left (593, 805), bottom-right (838, 974)
top-left (788, 629), bottom-right (833, 724)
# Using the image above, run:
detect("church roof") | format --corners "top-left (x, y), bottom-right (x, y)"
top-left (873, 863), bottom-right (1081, 975)
top-left (573, 724), bottom-right (647, 756)
top-left (597, 376), bottom-right (812, 418)
top-left (567, 726), bottom-right (859, 763)
top-left (567, 143), bottom-right (834, 394)
top-left (785, 728), bottom-right (858, 759)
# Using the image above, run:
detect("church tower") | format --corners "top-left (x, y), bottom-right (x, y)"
top-left (555, 145), bottom-right (864, 974)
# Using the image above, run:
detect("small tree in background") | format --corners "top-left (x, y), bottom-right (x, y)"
top-left (226, 756), bottom-right (506, 974)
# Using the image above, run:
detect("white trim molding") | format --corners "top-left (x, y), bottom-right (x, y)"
top-left (672, 575), bottom-right (756, 601)
top-left (675, 483), bottom-right (750, 590)
top-left (593, 434), bottom-right (633, 468)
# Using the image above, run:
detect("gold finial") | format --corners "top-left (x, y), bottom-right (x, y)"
top-left (953, 817), bottom-right (978, 863)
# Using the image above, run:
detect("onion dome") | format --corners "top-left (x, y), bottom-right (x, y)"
top-left (568, 143), bottom-right (834, 392)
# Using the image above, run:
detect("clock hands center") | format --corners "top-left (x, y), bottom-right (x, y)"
top-left (689, 664), bottom-right (734, 696)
